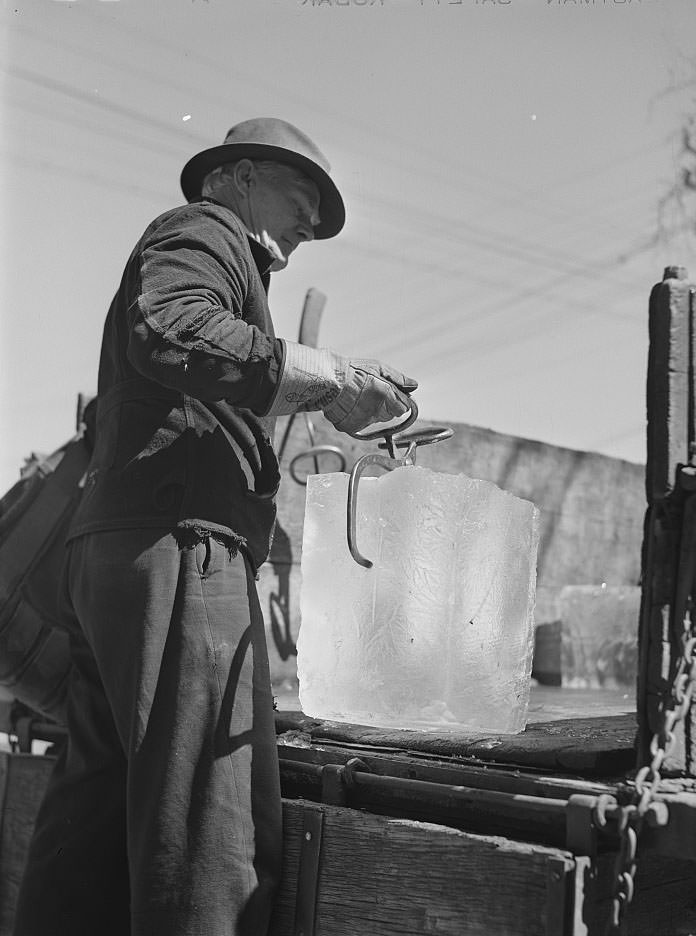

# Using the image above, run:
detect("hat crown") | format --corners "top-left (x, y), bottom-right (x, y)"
top-left (222, 118), bottom-right (331, 173)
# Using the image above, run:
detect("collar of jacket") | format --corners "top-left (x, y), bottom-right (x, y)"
top-left (198, 196), bottom-right (276, 277)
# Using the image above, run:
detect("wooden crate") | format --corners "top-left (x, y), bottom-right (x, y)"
top-left (1, 751), bottom-right (695, 936)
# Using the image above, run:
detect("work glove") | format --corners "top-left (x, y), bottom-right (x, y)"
top-left (323, 358), bottom-right (416, 434)
top-left (265, 340), bottom-right (418, 435)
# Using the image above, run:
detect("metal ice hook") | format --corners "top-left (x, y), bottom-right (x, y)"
top-left (346, 406), bottom-right (454, 569)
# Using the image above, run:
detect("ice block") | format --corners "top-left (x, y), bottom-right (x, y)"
top-left (297, 466), bottom-right (540, 734)
top-left (560, 585), bottom-right (640, 689)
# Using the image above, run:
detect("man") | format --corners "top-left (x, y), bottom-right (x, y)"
top-left (14, 118), bottom-right (417, 936)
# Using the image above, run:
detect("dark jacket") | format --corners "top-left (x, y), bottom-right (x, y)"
top-left (69, 199), bottom-right (284, 571)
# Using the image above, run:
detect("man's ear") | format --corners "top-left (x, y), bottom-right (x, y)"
top-left (232, 159), bottom-right (256, 197)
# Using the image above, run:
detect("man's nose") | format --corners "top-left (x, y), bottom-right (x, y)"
top-left (297, 221), bottom-right (315, 243)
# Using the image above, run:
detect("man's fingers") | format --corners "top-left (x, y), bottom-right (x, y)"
top-left (384, 369), bottom-right (418, 394)
top-left (354, 360), bottom-right (418, 395)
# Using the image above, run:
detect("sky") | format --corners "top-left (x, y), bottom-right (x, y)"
top-left (1, 0), bottom-right (696, 493)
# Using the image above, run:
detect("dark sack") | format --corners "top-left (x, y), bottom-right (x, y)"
top-left (0, 428), bottom-right (92, 725)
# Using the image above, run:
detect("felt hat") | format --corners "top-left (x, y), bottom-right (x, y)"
top-left (180, 117), bottom-right (345, 239)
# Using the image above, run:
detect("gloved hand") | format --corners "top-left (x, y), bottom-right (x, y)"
top-left (323, 358), bottom-right (417, 434)
top-left (265, 341), bottom-right (418, 435)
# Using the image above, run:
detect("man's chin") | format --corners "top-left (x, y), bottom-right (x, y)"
top-left (261, 236), bottom-right (289, 272)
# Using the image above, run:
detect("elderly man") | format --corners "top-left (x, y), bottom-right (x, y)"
top-left (14, 119), bottom-right (417, 936)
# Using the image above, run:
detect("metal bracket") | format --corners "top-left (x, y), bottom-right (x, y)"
top-left (566, 794), bottom-right (601, 857)
top-left (319, 758), bottom-right (371, 807)
top-left (566, 792), bottom-right (670, 858)
top-left (294, 805), bottom-right (324, 936)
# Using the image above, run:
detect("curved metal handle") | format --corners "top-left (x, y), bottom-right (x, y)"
top-left (347, 399), bottom-right (419, 456)
top-left (377, 425), bottom-right (454, 452)
top-left (289, 445), bottom-right (347, 486)
top-left (346, 448), bottom-right (415, 568)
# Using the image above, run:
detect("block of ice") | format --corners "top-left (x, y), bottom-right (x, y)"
top-left (560, 585), bottom-right (640, 689)
top-left (297, 466), bottom-right (540, 734)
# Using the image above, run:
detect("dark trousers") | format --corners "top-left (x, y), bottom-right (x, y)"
top-left (13, 529), bottom-right (282, 936)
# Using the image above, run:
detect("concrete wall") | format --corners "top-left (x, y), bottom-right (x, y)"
top-left (258, 414), bottom-right (646, 685)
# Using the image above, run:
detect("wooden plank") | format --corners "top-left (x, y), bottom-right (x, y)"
top-left (269, 800), bottom-right (578, 936)
top-left (638, 267), bottom-right (696, 774)
top-left (645, 267), bottom-right (692, 501)
top-left (297, 287), bottom-right (326, 348)
top-left (277, 740), bottom-right (617, 801)
top-left (276, 710), bottom-right (637, 779)
top-left (271, 803), bottom-right (694, 935)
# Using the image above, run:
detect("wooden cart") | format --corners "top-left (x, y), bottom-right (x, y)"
top-left (2, 268), bottom-right (696, 935)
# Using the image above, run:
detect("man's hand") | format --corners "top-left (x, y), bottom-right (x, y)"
top-left (323, 358), bottom-right (418, 435)
top-left (265, 341), bottom-right (418, 434)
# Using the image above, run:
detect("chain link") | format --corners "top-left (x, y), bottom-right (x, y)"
top-left (605, 586), bottom-right (696, 933)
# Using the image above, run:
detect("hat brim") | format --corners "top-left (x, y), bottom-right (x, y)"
top-left (180, 142), bottom-right (345, 240)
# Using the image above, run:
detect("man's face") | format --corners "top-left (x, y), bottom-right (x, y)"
top-left (247, 169), bottom-right (321, 272)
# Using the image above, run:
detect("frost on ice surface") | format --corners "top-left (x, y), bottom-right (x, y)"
top-left (297, 466), bottom-right (540, 734)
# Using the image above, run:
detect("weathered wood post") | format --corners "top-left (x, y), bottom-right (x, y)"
top-left (638, 265), bottom-right (696, 773)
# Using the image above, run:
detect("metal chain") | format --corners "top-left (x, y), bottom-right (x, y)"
top-left (603, 580), bottom-right (696, 934)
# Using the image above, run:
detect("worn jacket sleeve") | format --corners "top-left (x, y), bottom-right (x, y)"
top-left (126, 204), bottom-right (282, 410)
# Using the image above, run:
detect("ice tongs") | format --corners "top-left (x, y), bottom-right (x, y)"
top-left (346, 400), bottom-right (454, 569)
